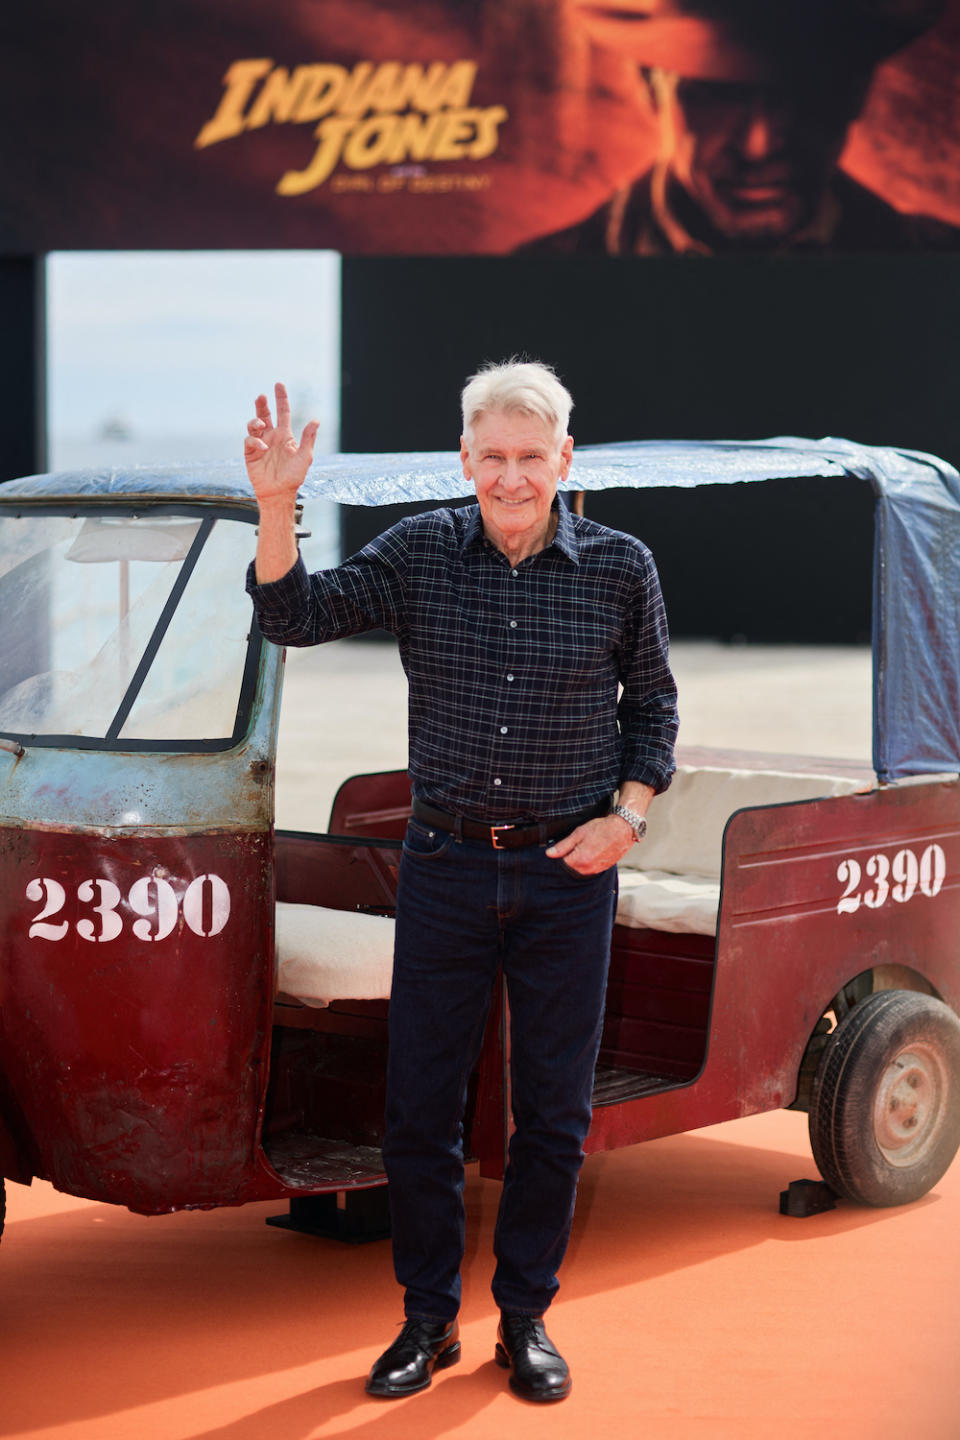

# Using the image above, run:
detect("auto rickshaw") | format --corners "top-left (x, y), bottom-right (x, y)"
top-left (1, 436), bottom-right (959, 1251)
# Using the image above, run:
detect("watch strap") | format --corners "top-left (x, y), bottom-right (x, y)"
top-left (613, 803), bottom-right (647, 841)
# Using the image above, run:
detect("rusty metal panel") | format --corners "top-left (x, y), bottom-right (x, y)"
top-left (0, 640), bottom-right (283, 836)
top-left (0, 744), bottom-right (275, 834)
top-left (585, 780), bottom-right (960, 1154)
top-left (718, 779), bottom-right (960, 1115)
top-left (0, 826), bottom-right (275, 1212)
top-left (0, 627), bottom-right (287, 1209)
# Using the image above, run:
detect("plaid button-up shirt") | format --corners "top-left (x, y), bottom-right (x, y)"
top-left (246, 500), bottom-right (677, 822)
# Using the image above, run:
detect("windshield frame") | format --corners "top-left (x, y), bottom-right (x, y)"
top-left (0, 497), bottom-right (264, 754)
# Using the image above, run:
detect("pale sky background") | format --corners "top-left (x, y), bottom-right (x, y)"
top-left (46, 251), bottom-right (342, 468)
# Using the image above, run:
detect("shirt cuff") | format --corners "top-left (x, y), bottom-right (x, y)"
top-left (620, 762), bottom-right (675, 796)
top-left (245, 553), bottom-right (308, 607)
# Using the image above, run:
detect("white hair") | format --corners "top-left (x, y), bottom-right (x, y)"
top-left (461, 359), bottom-right (573, 446)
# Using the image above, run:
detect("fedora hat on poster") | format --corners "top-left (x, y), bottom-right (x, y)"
top-left (571, 0), bottom-right (947, 82)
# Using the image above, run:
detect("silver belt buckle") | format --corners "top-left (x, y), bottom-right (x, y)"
top-left (490, 823), bottom-right (516, 850)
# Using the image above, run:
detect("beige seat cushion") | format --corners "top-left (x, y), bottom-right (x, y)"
top-left (615, 869), bottom-right (720, 936)
top-left (273, 767), bottom-right (868, 997)
top-left (622, 765), bottom-right (867, 880)
top-left (275, 901), bottom-right (395, 1007)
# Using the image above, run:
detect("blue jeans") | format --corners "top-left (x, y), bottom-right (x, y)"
top-left (382, 817), bottom-right (617, 1321)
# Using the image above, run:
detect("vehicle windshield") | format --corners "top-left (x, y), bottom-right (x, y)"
top-left (0, 507), bottom-right (259, 749)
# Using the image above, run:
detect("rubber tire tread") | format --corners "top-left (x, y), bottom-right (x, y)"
top-left (809, 990), bottom-right (960, 1207)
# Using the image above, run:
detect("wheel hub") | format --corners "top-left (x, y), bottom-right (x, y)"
top-left (873, 1044), bottom-right (946, 1167)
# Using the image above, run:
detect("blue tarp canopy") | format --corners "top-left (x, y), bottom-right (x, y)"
top-left (5, 435), bottom-right (960, 783)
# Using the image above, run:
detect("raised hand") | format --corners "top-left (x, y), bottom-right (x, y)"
top-left (244, 382), bottom-right (320, 506)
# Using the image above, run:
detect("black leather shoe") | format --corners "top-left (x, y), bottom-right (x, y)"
top-left (495, 1314), bottom-right (571, 1402)
top-left (365, 1317), bottom-right (461, 1398)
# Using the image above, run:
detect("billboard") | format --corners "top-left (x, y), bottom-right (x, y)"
top-left (3, 0), bottom-right (960, 255)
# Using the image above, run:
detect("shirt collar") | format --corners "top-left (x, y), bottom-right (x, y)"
top-left (461, 498), bottom-right (580, 565)
top-left (552, 497), bottom-right (580, 563)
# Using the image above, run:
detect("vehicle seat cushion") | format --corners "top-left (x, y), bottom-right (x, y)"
top-left (615, 869), bottom-right (720, 936)
top-left (621, 765), bottom-right (867, 879)
top-left (275, 901), bottom-right (394, 1007)
top-left (273, 767), bottom-right (867, 997)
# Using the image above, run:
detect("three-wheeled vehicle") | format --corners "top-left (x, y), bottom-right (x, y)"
top-left (1, 436), bottom-right (959, 1251)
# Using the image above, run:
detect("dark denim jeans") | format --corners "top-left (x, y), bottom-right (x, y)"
top-left (382, 817), bottom-right (617, 1321)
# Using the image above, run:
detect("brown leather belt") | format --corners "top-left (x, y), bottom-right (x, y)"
top-left (410, 798), bottom-right (610, 850)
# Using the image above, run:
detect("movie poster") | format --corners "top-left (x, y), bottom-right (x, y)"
top-left (2, 0), bottom-right (959, 254)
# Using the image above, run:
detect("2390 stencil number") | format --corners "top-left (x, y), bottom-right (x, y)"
top-left (26, 874), bottom-right (231, 943)
top-left (836, 845), bottom-right (945, 916)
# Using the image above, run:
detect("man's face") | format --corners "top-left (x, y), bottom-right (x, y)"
top-left (461, 409), bottom-right (572, 550)
top-left (651, 67), bottom-right (868, 244)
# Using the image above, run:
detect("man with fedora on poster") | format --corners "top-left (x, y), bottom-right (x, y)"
top-left (527, 0), bottom-right (957, 254)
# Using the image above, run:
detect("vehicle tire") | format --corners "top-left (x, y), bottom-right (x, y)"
top-left (809, 990), bottom-right (960, 1206)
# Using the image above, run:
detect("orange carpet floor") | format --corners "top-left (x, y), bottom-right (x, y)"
top-left (2, 1109), bottom-right (958, 1440)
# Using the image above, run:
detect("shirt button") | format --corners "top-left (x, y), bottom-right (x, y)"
top-left (506, 673), bottom-right (515, 682)
top-left (509, 620), bottom-right (518, 629)
top-left (493, 777), bottom-right (502, 786)
top-left (511, 569), bottom-right (518, 577)
top-left (500, 726), bottom-right (508, 735)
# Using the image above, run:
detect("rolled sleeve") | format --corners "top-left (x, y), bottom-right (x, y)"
top-left (245, 555), bottom-right (314, 646)
top-left (245, 521), bottom-right (409, 648)
top-left (616, 550), bottom-right (679, 794)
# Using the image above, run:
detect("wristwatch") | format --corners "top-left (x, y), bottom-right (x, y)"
top-left (612, 804), bottom-right (647, 842)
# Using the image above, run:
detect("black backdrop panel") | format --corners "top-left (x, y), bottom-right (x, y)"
top-left (339, 478), bottom-right (874, 645)
top-left (0, 258), bottom-right (46, 483)
top-left (340, 253), bottom-right (958, 642)
top-left (585, 476), bottom-right (874, 645)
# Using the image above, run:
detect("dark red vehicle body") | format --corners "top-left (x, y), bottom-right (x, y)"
top-left (307, 758), bottom-right (960, 1183)
top-left (1, 444), bottom-right (959, 1240)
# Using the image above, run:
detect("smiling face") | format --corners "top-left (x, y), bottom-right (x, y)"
top-left (460, 408), bottom-right (573, 561)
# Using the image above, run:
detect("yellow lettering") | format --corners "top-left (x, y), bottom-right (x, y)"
top-left (245, 66), bottom-right (305, 131)
top-left (391, 62), bottom-right (450, 112)
top-left (276, 115), bottom-right (355, 195)
top-left (469, 105), bottom-right (508, 159)
top-left (290, 64), bottom-right (348, 122)
top-left (342, 115), bottom-right (401, 170)
top-left (348, 60), bottom-right (478, 116)
top-left (381, 111), bottom-right (448, 164)
top-left (432, 61), bottom-right (478, 110)
top-left (350, 62), bottom-right (404, 114)
top-left (418, 106), bottom-right (507, 163)
top-left (427, 110), bottom-right (480, 162)
top-left (194, 58), bottom-right (274, 148)
top-left (212, 59), bottom-right (507, 193)
top-left (336, 62), bottom-right (376, 117)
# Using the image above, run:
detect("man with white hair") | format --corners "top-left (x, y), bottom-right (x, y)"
top-left (245, 360), bottom-right (678, 1403)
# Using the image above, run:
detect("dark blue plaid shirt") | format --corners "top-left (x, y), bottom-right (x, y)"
top-left (246, 500), bottom-right (677, 822)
